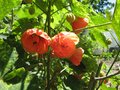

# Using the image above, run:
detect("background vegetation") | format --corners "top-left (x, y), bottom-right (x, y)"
top-left (0, 0), bottom-right (120, 90)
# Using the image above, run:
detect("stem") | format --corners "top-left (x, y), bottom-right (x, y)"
top-left (46, 0), bottom-right (51, 90)
top-left (87, 72), bottom-right (95, 90)
top-left (95, 70), bottom-right (120, 80)
top-left (106, 51), bottom-right (120, 75)
top-left (95, 62), bottom-right (103, 77)
top-left (44, 17), bottom-right (48, 31)
top-left (74, 22), bottom-right (112, 32)
top-left (47, 0), bottom-right (51, 36)
top-left (96, 50), bottom-right (120, 90)
top-left (91, 62), bottom-right (103, 90)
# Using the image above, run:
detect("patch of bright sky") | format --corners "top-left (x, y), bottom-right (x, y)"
top-left (108, 0), bottom-right (116, 14)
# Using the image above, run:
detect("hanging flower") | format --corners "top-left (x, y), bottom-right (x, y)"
top-left (21, 28), bottom-right (51, 54)
top-left (51, 32), bottom-right (79, 58)
top-left (69, 47), bottom-right (84, 66)
top-left (59, 32), bottom-right (79, 45)
top-left (72, 17), bottom-right (88, 34)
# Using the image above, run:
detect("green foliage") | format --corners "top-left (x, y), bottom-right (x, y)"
top-left (0, 40), bottom-right (18, 75)
top-left (0, 0), bottom-right (119, 90)
top-left (0, 80), bottom-right (8, 90)
top-left (100, 84), bottom-right (116, 90)
top-left (0, 0), bottom-right (22, 20)
top-left (112, 0), bottom-right (120, 40)
top-left (69, 55), bottom-right (98, 74)
top-left (71, 0), bottom-right (89, 17)
top-left (64, 75), bottom-right (86, 90)
top-left (82, 55), bottom-right (98, 72)
top-left (3, 67), bottom-right (25, 81)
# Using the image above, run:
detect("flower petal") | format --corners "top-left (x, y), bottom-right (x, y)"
top-left (51, 32), bottom-right (76, 58)
top-left (72, 17), bottom-right (88, 34)
top-left (21, 28), bottom-right (51, 54)
top-left (60, 32), bottom-right (79, 45)
top-left (69, 47), bottom-right (84, 66)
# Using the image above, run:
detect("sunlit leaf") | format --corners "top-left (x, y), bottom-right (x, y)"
top-left (0, 80), bottom-right (8, 90)
top-left (112, 0), bottom-right (120, 40)
top-left (0, 0), bottom-right (22, 20)
top-left (3, 67), bottom-right (25, 81)
top-left (71, 0), bottom-right (89, 17)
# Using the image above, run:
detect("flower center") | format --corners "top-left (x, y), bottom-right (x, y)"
top-left (33, 41), bottom-right (37, 45)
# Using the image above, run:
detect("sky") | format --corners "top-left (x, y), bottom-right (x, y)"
top-left (109, 0), bottom-right (116, 14)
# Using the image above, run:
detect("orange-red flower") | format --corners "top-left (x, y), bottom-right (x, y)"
top-left (69, 48), bottom-right (84, 66)
top-left (21, 28), bottom-right (51, 54)
top-left (59, 32), bottom-right (79, 45)
top-left (72, 17), bottom-right (88, 34)
top-left (51, 32), bottom-right (79, 58)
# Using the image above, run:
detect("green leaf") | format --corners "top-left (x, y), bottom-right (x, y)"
top-left (3, 67), bottom-right (25, 81)
top-left (100, 84), bottom-right (116, 90)
top-left (69, 54), bottom-right (98, 74)
top-left (35, 0), bottom-right (47, 14)
top-left (14, 4), bottom-right (43, 19)
top-left (64, 75), bottom-right (85, 90)
top-left (90, 13), bottom-right (110, 26)
top-left (90, 30), bottom-right (108, 47)
top-left (0, 80), bottom-right (8, 90)
top-left (0, 0), bottom-right (22, 20)
top-left (8, 82), bottom-right (29, 90)
top-left (13, 18), bottom-right (39, 33)
top-left (63, 20), bottom-right (72, 31)
top-left (27, 76), bottom-right (44, 90)
top-left (112, 0), bottom-right (120, 40)
top-left (0, 41), bottom-right (18, 75)
top-left (2, 48), bottom-right (18, 75)
top-left (54, 0), bottom-right (68, 10)
top-left (82, 55), bottom-right (98, 72)
top-left (89, 13), bottom-right (111, 47)
top-left (71, 1), bottom-right (89, 17)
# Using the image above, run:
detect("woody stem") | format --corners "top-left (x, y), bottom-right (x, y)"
top-left (46, 0), bottom-right (51, 90)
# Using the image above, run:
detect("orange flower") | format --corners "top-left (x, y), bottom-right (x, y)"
top-left (72, 17), bottom-right (88, 34)
top-left (51, 32), bottom-right (79, 58)
top-left (69, 48), bottom-right (84, 66)
top-left (59, 32), bottom-right (79, 45)
top-left (21, 28), bottom-right (51, 54)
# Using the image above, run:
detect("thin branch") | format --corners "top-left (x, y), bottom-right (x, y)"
top-left (73, 22), bottom-right (112, 32)
top-left (106, 50), bottom-right (120, 75)
top-left (44, 15), bottom-right (48, 31)
top-left (91, 62), bottom-right (103, 90)
top-left (95, 70), bottom-right (120, 80)
top-left (96, 50), bottom-right (120, 90)
top-left (47, 0), bottom-right (51, 36)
